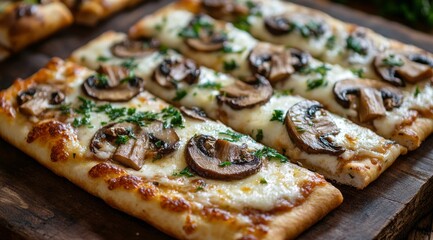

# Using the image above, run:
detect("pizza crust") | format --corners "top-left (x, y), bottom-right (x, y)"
top-left (0, 2), bottom-right (73, 52)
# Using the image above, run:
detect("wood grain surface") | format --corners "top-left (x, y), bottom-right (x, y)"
top-left (1, 0), bottom-right (433, 239)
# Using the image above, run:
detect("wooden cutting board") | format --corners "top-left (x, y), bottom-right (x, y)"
top-left (1, 0), bottom-right (433, 239)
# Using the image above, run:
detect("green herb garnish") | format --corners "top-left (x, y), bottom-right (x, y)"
top-left (223, 59), bottom-right (238, 71)
top-left (255, 129), bottom-right (264, 141)
top-left (254, 147), bottom-right (288, 163)
top-left (219, 130), bottom-right (244, 142)
top-left (270, 110), bottom-right (285, 123)
top-left (172, 89), bottom-right (188, 101)
top-left (173, 167), bottom-right (195, 177)
top-left (218, 161), bottom-right (232, 167)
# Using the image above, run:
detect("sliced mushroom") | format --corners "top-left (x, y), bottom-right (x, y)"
top-left (374, 52), bottom-right (433, 86)
top-left (265, 13), bottom-right (327, 38)
top-left (153, 58), bottom-right (201, 89)
top-left (183, 15), bottom-right (227, 52)
top-left (201, 0), bottom-right (249, 21)
top-left (217, 75), bottom-right (273, 109)
top-left (248, 43), bottom-right (310, 83)
top-left (333, 79), bottom-right (403, 122)
top-left (17, 85), bottom-right (65, 116)
top-left (180, 106), bottom-right (208, 121)
top-left (90, 121), bottom-right (180, 170)
top-left (285, 100), bottom-right (345, 155)
top-left (83, 65), bottom-right (144, 102)
top-left (185, 134), bottom-right (262, 180)
top-left (110, 38), bottom-right (160, 58)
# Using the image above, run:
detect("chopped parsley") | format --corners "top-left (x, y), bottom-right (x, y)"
top-left (270, 110), bottom-right (285, 123)
top-left (95, 104), bottom-right (127, 121)
top-left (160, 106), bottom-right (184, 129)
top-left (254, 147), bottom-right (288, 163)
top-left (300, 65), bottom-right (330, 91)
top-left (218, 161), bottom-right (232, 167)
top-left (121, 58), bottom-right (138, 70)
top-left (255, 129), bottom-right (264, 141)
top-left (346, 35), bottom-right (367, 55)
top-left (307, 78), bottom-right (328, 90)
top-left (233, 16), bottom-right (251, 32)
top-left (172, 89), bottom-right (188, 101)
top-left (222, 45), bottom-right (245, 54)
top-left (115, 135), bottom-right (130, 145)
top-left (197, 82), bottom-right (222, 90)
top-left (173, 167), bottom-right (195, 177)
top-left (219, 130), bottom-right (244, 142)
top-left (96, 56), bottom-right (110, 62)
top-left (223, 59), bottom-right (238, 71)
top-left (273, 89), bottom-right (294, 97)
top-left (326, 35), bottom-right (336, 49)
top-left (94, 73), bottom-right (109, 88)
top-left (259, 178), bottom-right (268, 184)
top-left (351, 68), bottom-right (365, 78)
top-left (59, 103), bottom-right (71, 115)
top-left (178, 16), bottom-right (214, 39)
top-left (414, 85), bottom-right (421, 97)
top-left (154, 16), bottom-right (167, 32)
top-left (382, 54), bottom-right (404, 67)
top-left (298, 21), bottom-right (325, 38)
top-left (72, 117), bottom-right (92, 128)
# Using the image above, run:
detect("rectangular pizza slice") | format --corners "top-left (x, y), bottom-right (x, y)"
top-left (0, 1), bottom-right (73, 54)
top-left (128, 2), bottom-right (433, 151)
top-left (190, 0), bottom-right (433, 84)
top-left (69, 31), bottom-right (406, 189)
top-left (0, 57), bottom-right (343, 240)
top-left (59, 0), bottom-right (141, 26)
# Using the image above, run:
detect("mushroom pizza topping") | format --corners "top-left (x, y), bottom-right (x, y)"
top-left (83, 65), bottom-right (144, 102)
top-left (17, 85), bottom-right (65, 116)
top-left (264, 13), bottom-right (328, 38)
top-left (90, 121), bottom-right (180, 170)
top-left (180, 106), bottom-right (209, 121)
top-left (248, 43), bottom-right (310, 83)
top-left (217, 75), bottom-right (273, 109)
top-left (185, 134), bottom-right (262, 180)
top-left (285, 100), bottom-right (345, 155)
top-left (153, 58), bottom-right (201, 89)
top-left (333, 79), bottom-right (403, 122)
top-left (110, 38), bottom-right (160, 58)
top-left (180, 15), bottom-right (227, 52)
top-left (201, 0), bottom-right (249, 21)
top-left (374, 52), bottom-right (433, 86)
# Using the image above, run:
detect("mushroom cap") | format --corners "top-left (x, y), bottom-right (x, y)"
top-left (217, 74), bottom-right (273, 109)
top-left (201, 0), bottom-right (249, 21)
top-left (152, 58), bottom-right (201, 89)
top-left (90, 121), bottom-right (180, 170)
top-left (182, 15), bottom-right (227, 52)
top-left (248, 43), bottom-right (310, 83)
top-left (185, 134), bottom-right (262, 180)
top-left (264, 13), bottom-right (327, 38)
top-left (83, 65), bottom-right (144, 102)
top-left (180, 106), bottom-right (209, 121)
top-left (285, 100), bottom-right (345, 155)
top-left (17, 84), bottom-right (65, 116)
top-left (333, 78), bottom-right (403, 109)
top-left (374, 52), bottom-right (433, 86)
top-left (110, 38), bottom-right (160, 58)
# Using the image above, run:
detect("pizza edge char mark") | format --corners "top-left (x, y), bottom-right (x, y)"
top-left (0, 57), bottom-right (343, 240)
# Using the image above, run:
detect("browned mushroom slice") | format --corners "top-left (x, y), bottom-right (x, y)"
top-left (110, 38), bottom-right (160, 58)
top-left (201, 0), bottom-right (249, 21)
top-left (180, 106), bottom-right (208, 121)
top-left (333, 79), bottom-right (403, 122)
top-left (90, 121), bottom-right (180, 170)
top-left (83, 65), bottom-right (144, 102)
top-left (185, 134), bottom-right (262, 180)
top-left (374, 52), bottom-right (433, 86)
top-left (290, 48), bottom-right (310, 70)
top-left (181, 15), bottom-right (227, 52)
top-left (152, 58), bottom-right (201, 89)
top-left (265, 13), bottom-right (327, 38)
top-left (17, 85), bottom-right (65, 116)
top-left (217, 75), bottom-right (273, 109)
top-left (285, 100), bottom-right (345, 155)
top-left (248, 43), bottom-right (294, 83)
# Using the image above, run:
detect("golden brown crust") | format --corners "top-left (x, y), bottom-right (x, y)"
top-left (0, 2), bottom-right (73, 51)
top-left (393, 117), bottom-right (433, 151)
top-left (66, 0), bottom-right (141, 26)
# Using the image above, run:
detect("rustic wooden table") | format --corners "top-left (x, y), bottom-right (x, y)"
top-left (0, 0), bottom-right (433, 239)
